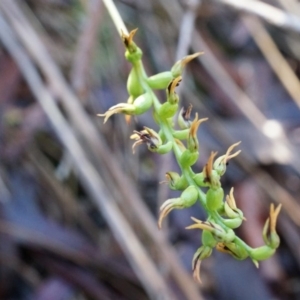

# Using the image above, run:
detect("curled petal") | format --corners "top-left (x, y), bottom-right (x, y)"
top-left (98, 103), bottom-right (131, 123)
top-left (188, 113), bottom-right (208, 152)
top-left (158, 187), bottom-right (198, 228)
top-left (189, 114), bottom-right (208, 139)
top-left (214, 141), bottom-right (241, 167)
top-left (225, 188), bottom-right (246, 221)
top-left (213, 141), bottom-right (241, 176)
top-left (131, 139), bottom-right (144, 154)
top-left (158, 198), bottom-right (183, 229)
top-left (193, 258), bottom-right (202, 284)
top-left (186, 217), bottom-right (218, 232)
top-left (130, 127), bottom-right (162, 153)
top-left (262, 203), bottom-right (282, 248)
top-left (191, 245), bottom-right (212, 284)
top-left (224, 141), bottom-right (242, 162)
top-left (270, 203), bottom-right (282, 233)
top-left (226, 187), bottom-right (237, 210)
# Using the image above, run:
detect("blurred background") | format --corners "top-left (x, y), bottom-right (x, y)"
top-left (0, 0), bottom-right (300, 299)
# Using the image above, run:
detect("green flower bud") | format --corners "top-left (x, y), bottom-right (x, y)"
top-left (224, 202), bottom-right (242, 219)
top-left (122, 29), bottom-right (143, 63)
top-left (171, 52), bottom-right (204, 77)
top-left (162, 172), bottom-right (188, 190)
top-left (156, 141), bottom-right (173, 154)
top-left (131, 92), bottom-right (153, 114)
top-left (158, 103), bottom-right (178, 119)
top-left (172, 129), bottom-right (189, 140)
top-left (181, 185), bottom-right (199, 206)
top-left (262, 203), bottom-right (282, 249)
top-left (201, 230), bottom-right (217, 248)
top-left (222, 218), bottom-right (243, 229)
top-left (178, 105), bottom-right (193, 129)
top-left (127, 68), bottom-right (145, 97)
top-left (180, 149), bottom-right (199, 168)
top-left (158, 186), bottom-right (198, 229)
top-left (223, 188), bottom-right (245, 227)
top-left (125, 48), bottom-right (143, 63)
top-left (193, 172), bottom-right (209, 187)
top-left (98, 92), bottom-right (152, 123)
top-left (249, 245), bottom-right (275, 261)
top-left (206, 187), bottom-right (224, 211)
top-left (146, 71), bottom-right (173, 89)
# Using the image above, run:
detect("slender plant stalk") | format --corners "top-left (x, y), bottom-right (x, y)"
top-left (99, 27), bottom-right (282, 282)
top-left (102, 0), bottom-right (128, 35)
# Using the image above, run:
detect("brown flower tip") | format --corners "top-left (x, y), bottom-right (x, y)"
top-left (181, 52), bottom-right (204, 68)
top-left (167, 76), bottom-right (182, 95)
top-left (203, 151), bottom-right (218, 184)
top-left (121, 28), bottom-right (138, 48)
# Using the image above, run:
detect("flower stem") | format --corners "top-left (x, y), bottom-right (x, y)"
top-left (102, 0), bottom-right (128, 36)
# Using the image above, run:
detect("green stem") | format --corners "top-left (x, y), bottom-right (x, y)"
top-left (234, 236), bottom-right (253, 254)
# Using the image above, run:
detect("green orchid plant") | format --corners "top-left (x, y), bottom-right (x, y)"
top-left (98, 29), bottom-right (282, 283)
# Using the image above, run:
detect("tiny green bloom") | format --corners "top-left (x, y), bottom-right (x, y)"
top-left (161, 172), bottom-right (188, 191)
top-left (223, 187), bottom-right (245, 222)
top-left (98, 92), bottom-right (152, 123)
top-left (122, 29), bottom-right (143, 63)
top-left (262, 203), bottom-right (282, 249)
top-left (158, 76), bottom-right (182, 118)
top-left (158, 186), bottom-right (198, 229)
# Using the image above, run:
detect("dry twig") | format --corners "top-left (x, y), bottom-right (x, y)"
top-left (213, 0), bottom-right (300, 33)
